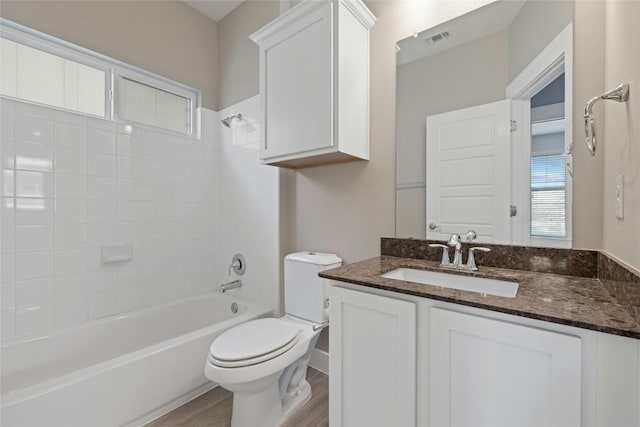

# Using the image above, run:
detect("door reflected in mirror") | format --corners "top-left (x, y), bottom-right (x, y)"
top-left (395, 0), bottom-right (573, 248)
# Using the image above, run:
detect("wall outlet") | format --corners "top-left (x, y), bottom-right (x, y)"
top-left (615, 174), bottom-right (624, 219)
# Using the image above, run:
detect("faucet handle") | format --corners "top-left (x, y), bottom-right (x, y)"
top-left (465, 230), bottom-right (477, 242)
top-left (467, 247), bottom-right (491, 271)
top-left (429, 243), bottom-right (450, 266)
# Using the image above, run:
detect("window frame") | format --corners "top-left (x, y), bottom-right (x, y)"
top-left (0, 18), bottom-right (201, 138)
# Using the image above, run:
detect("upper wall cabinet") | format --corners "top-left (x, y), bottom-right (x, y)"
top-left (250, 0), bottom-right (375, 169)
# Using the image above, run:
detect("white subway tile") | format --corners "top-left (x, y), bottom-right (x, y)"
top-left (87, 270), bottom-right (116, 295)
top-left (87, 128), bottom-right (116, 154)
top-left (116, 156), bottom-right (130, 179)
top-left (87, 223), bottom-right (118, 248)
top-left (55, 173), bottom-right (87, 199)
top-left (54, 147), bottom-right (86, 175)
top-left (1, 225), bottom-right (14, 254)
top-left (15, 198), bottom-right (53, 225)
top-left (1, 141), bottom-right (15, 169)
top-left (54, 297), bottom-right (87, 328)
top-left (15, 225), bottom-right (54, 252)
top-left (1, 253), bottom-right (15, 283)
top-left (53, 109), bottom-right (87, 126)
top-left (117, 178), bottom-right (142, 201)
top-left (15, 277), bottom-right (54, 307)
top-left (117, 201), bottom-right (142, 222)
top-left (1, 309), bottom-right (15, 339)
top-left (2, 282), bottom-right (15, 310)
top-left (54, 199), bottom-right (87, 224)
top-left (117, 288), bottom-right (145, 313)
top-left (88, 292), bottom-right (117, 319)
top-left (0, 98), bottom-right (15, 112)
top-left (141, 138), bottom-right (166, 161)
top-left (88, 176), bottom-right (117, 200)
top-left (14, 102), bottom-right (53, 120)
top-left (1, 111), bottom-right (14, 141)
top-left (2, 169), bottom-right (14, 197)
top-left (88, 152), bottom-right (116, 177)
top-left (55, 249), bottom-right (87, 276)
top-left (15, 142), bottom-right (53, 172)
top-left (117, 222), bottom-right (141, 244)
top-left (1, 198), bottom-right (14, 226)
top-left (87, 200), bottom-right (116, 224)
top-left (15, 171), bottom-right (54, 198)
top-left (15, 303), bottom-right (54, 336)
top-left (54, 122), bottom-right (87, 151)
top-left (14, 114), bottom-right (53, 145)
top-left (87, 116), bottom-right (116, 132)
top-left (15, 251), bottom-right (54, 280)
top-left (55, 224), bottom-right (87, 250)
top-left (55, 273), bottom-right (87, 299)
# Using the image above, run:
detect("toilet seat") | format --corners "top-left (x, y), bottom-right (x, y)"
top-left (209, 318), bottom-right (301, 368)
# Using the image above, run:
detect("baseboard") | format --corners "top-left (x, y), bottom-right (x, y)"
top-left (309, 348), bottom-right (329, 375)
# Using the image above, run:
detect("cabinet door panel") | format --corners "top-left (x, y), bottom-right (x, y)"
top-left (329, 286), bottom-right (416, 427)
top-left (262, 2), bottom-right (333, 159)
top-left (431, 308), bottom-right (581, 427)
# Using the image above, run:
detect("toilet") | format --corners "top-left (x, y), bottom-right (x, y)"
top-left (204, 252), bottom-right (342, 427)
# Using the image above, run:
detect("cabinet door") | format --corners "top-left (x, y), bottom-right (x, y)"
top-left (430, 308), bottom-right (581, 427)
top-left (329, 286), bottom-right (416, 427)
top-left (260, 2), bottom-right (333, 160)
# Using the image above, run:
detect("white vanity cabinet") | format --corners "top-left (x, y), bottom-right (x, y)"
top-left (430, 308), bottom-right (581, 427)
top-left (250, 0), bottom-right (375, 169)
top-left (328, 281), bottom-right (640, 427)
top-left (328, 285), bottom-right (417, 427)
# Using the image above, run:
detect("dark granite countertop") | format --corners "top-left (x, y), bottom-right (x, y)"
top-left (320, 255), bottom-right (640, 339)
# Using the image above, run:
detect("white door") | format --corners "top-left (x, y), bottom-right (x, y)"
top-left (426, 100), bottom-right (510, 243)
top-left (329, 286), bottom-right (416, 427)
top-left (430, 308), bottom-right (582, 427)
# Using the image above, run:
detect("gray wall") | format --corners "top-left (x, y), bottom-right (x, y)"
top-left (217, 0), bottom-right (279, 109)
top-left (508, 0), bottom-right (573, 82)
top-left (0, 1), bottom-right (220, 110)
top-left (602, 1), bottom-right (640, 272)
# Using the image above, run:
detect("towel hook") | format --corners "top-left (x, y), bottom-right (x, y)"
top-left (584, 83), bottom-right (629, 156)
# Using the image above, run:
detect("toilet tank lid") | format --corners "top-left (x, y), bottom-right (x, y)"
top-left (285, 252), bottom-right (342, 266)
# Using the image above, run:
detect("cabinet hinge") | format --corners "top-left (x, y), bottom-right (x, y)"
top-left (510, 120), bottom-right (517, 132)
top-left (510, 205), bottom-right (517, 217)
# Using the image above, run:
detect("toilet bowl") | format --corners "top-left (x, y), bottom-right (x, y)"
top-left (204, 251), bottom-right (341, 427)
top-left (205, 315), bottom-right (321, 427)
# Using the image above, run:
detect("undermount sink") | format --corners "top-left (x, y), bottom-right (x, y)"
top-left (381, 268), bottom-right (519, 298)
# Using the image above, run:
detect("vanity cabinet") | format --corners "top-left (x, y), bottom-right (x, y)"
top-left (250, 0), bottom-right (375, 169)
top-left (430, 308), bottom-right (581, 426)
top-left (329, 281), bottom-right (640, 427)
top-left (328, 286), bottom-right (416, 427)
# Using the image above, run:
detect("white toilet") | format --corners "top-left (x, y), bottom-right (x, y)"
top-left (204, 252), bottom-right (342, 427)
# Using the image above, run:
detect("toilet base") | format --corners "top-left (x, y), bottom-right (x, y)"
top-left (230, 380), bottom-right (312, 427)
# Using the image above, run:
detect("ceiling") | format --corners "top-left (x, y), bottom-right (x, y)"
top-left (182, 0), bottom-right (244, 22)
top-left (396, 0), bottom-right (525, 66)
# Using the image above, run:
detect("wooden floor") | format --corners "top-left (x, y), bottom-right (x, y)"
top-left (146, 368), bottom-right (328, 427)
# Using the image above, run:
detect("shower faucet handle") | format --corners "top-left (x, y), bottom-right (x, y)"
top-left (228, 253), bottom-right (246, 276)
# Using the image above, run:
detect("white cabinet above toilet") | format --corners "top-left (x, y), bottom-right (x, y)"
top-left (250, 0), bottom-right (375, 169)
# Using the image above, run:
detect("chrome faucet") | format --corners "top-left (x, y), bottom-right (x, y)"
top-left (429, 230), bottom-right (491, 271)
top-left (220, 279), bottom-right (243, 293)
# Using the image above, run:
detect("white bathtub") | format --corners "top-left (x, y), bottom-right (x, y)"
top-left (0, 292), bottom-right (271, 427)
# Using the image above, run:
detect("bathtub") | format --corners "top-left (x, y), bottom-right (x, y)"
top-left (0, 292), bottom-right (271, 427)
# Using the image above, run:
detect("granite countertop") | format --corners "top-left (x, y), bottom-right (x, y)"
top-left (320, 255), bottom-right (640, 339)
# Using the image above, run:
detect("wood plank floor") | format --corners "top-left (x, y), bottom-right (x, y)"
top-left (146, 368), bottom-right (328, 427)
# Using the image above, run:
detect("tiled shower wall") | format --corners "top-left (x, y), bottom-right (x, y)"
top-left (0, 98), bottom-right (219, 341)
top-left (215, 95), bottom-right (280, 315)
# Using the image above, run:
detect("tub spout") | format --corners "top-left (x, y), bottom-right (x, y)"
top-left (219, 279), bottom-right (242, 293)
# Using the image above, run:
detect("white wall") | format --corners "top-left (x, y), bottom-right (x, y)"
top-left (0, 98), bottom-right (218, 341)
top-left (602, 0), bottom-right (640, 272)
top-left (215, 95), bottom-right (280, 313)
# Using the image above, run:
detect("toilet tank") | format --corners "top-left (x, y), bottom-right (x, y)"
top-left (284, 252), bottom-right (342, 323)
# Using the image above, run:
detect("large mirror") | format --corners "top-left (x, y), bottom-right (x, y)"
top-left (395, 0), bottom-right (575, 248)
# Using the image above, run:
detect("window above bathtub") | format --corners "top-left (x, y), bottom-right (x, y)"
top-left (0, 19), bottom-right (201, 138)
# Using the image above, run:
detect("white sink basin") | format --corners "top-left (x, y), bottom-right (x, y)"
top-left (381, 268), bottom-right (518, 298)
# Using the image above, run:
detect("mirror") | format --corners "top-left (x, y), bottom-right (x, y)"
top-left (395, 0), bottom-right (574, 248)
